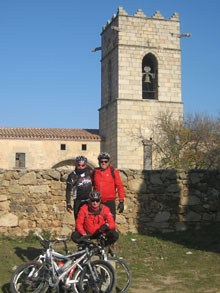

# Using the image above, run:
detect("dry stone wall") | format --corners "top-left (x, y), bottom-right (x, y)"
top-left (1, 168), bottom-right (220, 237)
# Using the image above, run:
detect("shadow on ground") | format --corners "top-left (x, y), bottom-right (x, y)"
top-left (14, 246), bottom-right (43, 262)
top-left (1, 246), bottom-right (43, 293)
top-left (2, 283), bottom-right (10, 293)
top-left (147, 223), bottom-right (220, 254)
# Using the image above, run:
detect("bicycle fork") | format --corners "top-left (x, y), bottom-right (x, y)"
top-left (86, 260), bottom-right (102, 291)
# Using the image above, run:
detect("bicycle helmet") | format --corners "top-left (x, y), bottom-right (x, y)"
top-left (75, 156), bottom-right (88, 164)
top-left (89, 190), bottom-right (101, 201)
top-left (97, 152), bottom-right (111, 161)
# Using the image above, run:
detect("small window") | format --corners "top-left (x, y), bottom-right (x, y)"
top-left (82, 144), bottom-right (87, 151)
top-left (15, 153), bottom-right (25, 168)
top-left (61, 144), bottom-right (66, 150)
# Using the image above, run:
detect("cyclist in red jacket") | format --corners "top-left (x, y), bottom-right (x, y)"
top-left (92, 152), bottom-right (125, 219)
top-left (71, 190), bottom-right (119, 246)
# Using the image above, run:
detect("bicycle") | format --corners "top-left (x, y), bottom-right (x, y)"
top-left (10, 233), bottom-right (116, 293)
top-left (91, 235), bottom-right (132, 293)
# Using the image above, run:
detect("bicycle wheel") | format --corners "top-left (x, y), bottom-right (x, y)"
top-left (78, 259), bottom-right (115, 293)
top-left (10, 261), bottom-right (49, 293)
top-left (108, 257), bottom-right (131, 293)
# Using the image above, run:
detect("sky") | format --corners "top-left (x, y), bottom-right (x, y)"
top-left (0, 0), bottom-right (220, 129)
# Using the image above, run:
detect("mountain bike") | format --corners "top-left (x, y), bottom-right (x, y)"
top-left (92, 235), bottom-right (132, 293)
top-left (10, 233), bottom-right (115, 293)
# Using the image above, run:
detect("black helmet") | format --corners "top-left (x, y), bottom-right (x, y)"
top-left (98, 152), bottom-right (111, 161)
top-left (89, 190), bottom-right (101, 202)
top-left (75, 156), bottom-right (88, 164)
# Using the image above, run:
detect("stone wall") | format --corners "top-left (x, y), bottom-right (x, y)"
top-left (1, 168), bottom-right (220, 237)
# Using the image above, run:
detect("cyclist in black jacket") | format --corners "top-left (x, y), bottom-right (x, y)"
top-left (66, 156), bottom-right (92, 220)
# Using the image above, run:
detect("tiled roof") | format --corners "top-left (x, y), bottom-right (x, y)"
top-left (0, 127), bottom-right (102, 141)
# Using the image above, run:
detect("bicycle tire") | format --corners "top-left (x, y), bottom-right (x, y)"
top-left (78, 259), bottom-right (115, 293)
top-left (10, 261), bottom-right (49, 293)
top-left (108, 257), bottom-right (131, 293)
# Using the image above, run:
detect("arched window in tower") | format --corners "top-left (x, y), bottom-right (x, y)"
top-left (108, 60), bottom-right (112, 102)
top-left (142, 53), bottom-right (158, 99)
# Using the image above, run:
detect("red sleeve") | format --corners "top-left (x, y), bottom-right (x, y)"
top-left (103, 206), bottom-right (116, 230)
top-left (114, 169), bottom-right (125, 201)
top-left (75, 205), bottom-right (87, 235)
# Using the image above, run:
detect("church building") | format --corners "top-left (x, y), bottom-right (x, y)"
top-left (0, 7), bottom-right (184, 170)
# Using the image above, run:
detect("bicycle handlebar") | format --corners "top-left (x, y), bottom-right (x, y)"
top-left (35, 232), bottom-right (71, 253)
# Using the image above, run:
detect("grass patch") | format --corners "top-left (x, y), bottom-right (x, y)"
top-left (1, 225), bottom-right (220, 292)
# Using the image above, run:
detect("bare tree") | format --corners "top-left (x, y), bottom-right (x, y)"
top-left (152, 112), bottom-right (220, 169)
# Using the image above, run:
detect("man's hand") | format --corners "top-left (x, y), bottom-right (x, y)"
top-left (67, 204), bottom-right (73, 214)
top-left (99, 224), bottom-right (108, 233)
top-left (78, 234), bottom-right (92, 243)
top-left (80, 233), bottom-right (92, 240)
top-left (117, 200), bottom-right (124, 213)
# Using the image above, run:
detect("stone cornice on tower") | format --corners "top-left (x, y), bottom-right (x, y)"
top-left (102, 7), bottom-right (180, 32)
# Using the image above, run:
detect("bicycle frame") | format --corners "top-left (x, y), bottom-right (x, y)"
top-left (35, 234), bottom-right (106, 290)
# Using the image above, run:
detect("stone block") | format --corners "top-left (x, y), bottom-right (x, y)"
top-left (62, 213), bottom-right (75, 225)
top-left (19, 172), bottom-right (37, 185)
top-left (8, 184), bottom-right (23, 194)
top-left (61, 226), bottom-right (73, 236)
top-left (175, 222), bottom-right (186, 232)
top-left (116, 214), bottom-right (127, 225)
top-left (184, 211), bottom-right (201, 222)
top-left (51, 181), bottom-right (63, 190)
top-left (0, 194), bottom-right (7, 201)
top-left (1, 180), bottom-right (9, 187)
top-left (154, 211), bottom-right (170, 222)
top-left (52, 220), bottom-right (61, 227)
top-left (29, 185), bottom-right (49, 194)
top-left (150, 174), bottom-right (163, 185)
top-left (45, 170), bottom-right (60, 181)
top-left (180, 195), bottom-right (200, 206)
top-left (35, 203), bottom-right (48, 212)
top-left (19, 219), bottom-right (29, 229)
top-left (0, 201), bottom-right (10, 211)
top-left (0, 213), bottom-right (18, 227)
top-left (128, 178), bottom-right (147, 193)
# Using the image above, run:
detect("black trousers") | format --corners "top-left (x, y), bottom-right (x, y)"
top-left (74, 199), bottom-right (87, 220)
top-left (71, 230), bottom-right (119, 245)
top-left (102, 200), bottom-right (116, 220)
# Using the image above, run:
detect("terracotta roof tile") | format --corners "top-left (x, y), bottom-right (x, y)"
top-left (0, 127), bottom-right (102, 141)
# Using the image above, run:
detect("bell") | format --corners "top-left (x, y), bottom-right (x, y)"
top-left (143, 66), bottom-right (155, 83)
top-left (143, 66), bottom-right (152, 83)
top-left (144, 75), bottom-right (151, 83)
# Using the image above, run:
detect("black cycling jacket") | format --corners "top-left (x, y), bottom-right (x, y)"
top-left (66, 167), bottom-right (92, 205)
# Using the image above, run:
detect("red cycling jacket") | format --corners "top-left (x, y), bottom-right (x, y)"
top-left (76, 204), bottom-right (116, 235)
top-left (92, 165), bottom-right (125, 202)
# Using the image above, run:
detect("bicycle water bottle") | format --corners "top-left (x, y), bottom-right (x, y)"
top-left (59, 259), bottom-right (73, 273)
top-left (57, 261), bottom-right (64, 274)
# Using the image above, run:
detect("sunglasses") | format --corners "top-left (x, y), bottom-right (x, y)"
top-left (91, 199), bottom-right (101, 203)
top-left (99, 160), bottom-right (109, 164)
top-left (77, 163), bottom-right (86, 167)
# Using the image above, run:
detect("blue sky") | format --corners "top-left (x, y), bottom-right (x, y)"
top-left (0, 0), bottom-right (220, 129)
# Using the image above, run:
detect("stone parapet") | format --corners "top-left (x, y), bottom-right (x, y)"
top-left (1, 169), bottom-right (220, 236)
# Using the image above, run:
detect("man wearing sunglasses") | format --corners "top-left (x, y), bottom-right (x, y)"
top-left (71, 190), bottom-right (119, 247)
top-left (66, 155), bottom-right (92, 219)
top-left (92, 152), bottom-right (125, 219)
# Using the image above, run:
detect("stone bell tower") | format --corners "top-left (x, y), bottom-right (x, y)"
top-left (99, 7), bottom-right (183, 169)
